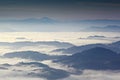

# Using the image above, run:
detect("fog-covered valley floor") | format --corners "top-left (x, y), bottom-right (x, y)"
top-left (0, 32), bottom-right (120, 80)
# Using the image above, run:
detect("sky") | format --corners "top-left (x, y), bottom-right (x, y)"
top-left (0, 0), bottom-right (120, 32)
top-left (0, 0), bottom-right (120, 20)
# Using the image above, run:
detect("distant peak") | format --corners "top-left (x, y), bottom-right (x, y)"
top-left (83, 47), bottom-right (113, 52)
top-left (41, 17), bottom-right (52, 20)
top-left (111, 41), bottom-right (120, 45)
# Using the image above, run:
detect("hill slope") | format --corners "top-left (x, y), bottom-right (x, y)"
top-left (56, 47), bottom-right (120, 70)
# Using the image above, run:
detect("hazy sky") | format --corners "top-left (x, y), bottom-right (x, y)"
top-left (0, 0), bottom-right (120, 20)
top-left (0, 0), bottom-right (120, 32)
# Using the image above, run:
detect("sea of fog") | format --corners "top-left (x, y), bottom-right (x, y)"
top-left (0, 32), bottom-right (119, 54)
top-left (0, 32), bottom-right (119, 45)
top-left (0, 32), bottom-right (120, 80)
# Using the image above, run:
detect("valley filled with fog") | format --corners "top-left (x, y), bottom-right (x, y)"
top-left (0, 32), bottom-right (120, 80)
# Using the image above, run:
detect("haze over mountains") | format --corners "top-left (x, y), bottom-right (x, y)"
top-left (2, 41), bottom-right (120, 69)
top-left (0, 17), bottom-right (120, 32)
top-left (0, 17), bottom-right (58, 24)
top-left (0, 0), bottom-right (120, 80)
top-left (87, 25), bottom-right (120, 32)
top-left (0, 40), bottom-right (120, 80)
top-left (1, 17), bottom-right (120, 25)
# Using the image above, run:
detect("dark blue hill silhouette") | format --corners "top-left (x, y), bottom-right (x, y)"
top-left (3, 51), bottom-right (55, 61)
top-left (0, 62), bottom-right (69, 80)
top-left (19, 62), bottom-right (69, 80)
top-left (56, 47), bottom-right (120, 70)
top-left (86, 25), bottom-right (120, 32)
top-left (111, 41), bottom-right (120, 45)
top-left (15, 62), bottom-right (48, 67)
top-left (52, 44), bottom-right (106, 54)
top-left (108, 41), bottom-right (120, 53)
top-left (3, 51), bottom-right (66, 61)
top-left (52, 41), bottom-right (120, 54)
top-left (0, 41), bottom-right (74, 49)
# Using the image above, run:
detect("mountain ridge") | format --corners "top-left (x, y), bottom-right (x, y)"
top-left (55, 47), bottom-right (120, 70)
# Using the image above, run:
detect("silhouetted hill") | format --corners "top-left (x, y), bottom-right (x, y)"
top-left (0, 62), bottom-right (69, 80)
top-left (0, 17), bottom-right (58, 24)
top-left (56, 47), bottom-right (120, 70)
top-left (52, 41), bottom-right (120, 54)
top-left (3, 51), bottom-right (54, 61)
top-left (87, 25), bottom-right (120, 32)
top-left (108, 41), bottom-right (120, 53)
top-left (0, 41), bottom-right (74, 49)
top-left (52, 44), bottom-right (106, 54)
top-left (3, 51), bottom-right (67, 61)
